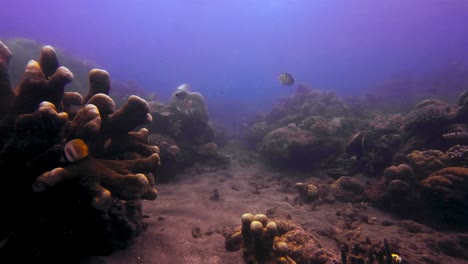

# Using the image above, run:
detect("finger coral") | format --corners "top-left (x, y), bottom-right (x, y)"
top-left (0, 42), bottom-right (161, 261)
top-left (225, 213), bottom-right (338, 264)
top-left (33, 153), bottom-right (160, 210)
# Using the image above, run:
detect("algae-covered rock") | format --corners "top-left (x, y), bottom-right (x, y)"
top-left (258, 124), bottom-right (341, 170)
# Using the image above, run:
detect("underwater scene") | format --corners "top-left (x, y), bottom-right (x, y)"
top-left (1, 0), bottom-right (468, 263)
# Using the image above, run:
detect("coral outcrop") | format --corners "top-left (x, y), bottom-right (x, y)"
top-left (146, 89), bottom-right (229, 181)
top-left (294, 182), bottom-right (319, 203)
top-left (225, 213), bottom-right (338, 264)
top-left (420, 167), bottom-right (468, 227)
top-left (258, 124), bottom-right (342, 170)
top-left (243, 90), bottom-right (358, 170)
top-left (366, 157), bottom-right (468, 229)
top-left (0, 41), bottom-right (160, 262)
top-left (250, 81), bottom-right (468, 231)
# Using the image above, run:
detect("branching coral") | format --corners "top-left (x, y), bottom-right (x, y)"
top-left (33, 153), bottom-right (159, 211)
top-left (0, 43), bottom-right (73, 148)
top-left (0, 41), bottom-right (161, 260)
top-left (10, 52), bottom-right (74, 115)
top-left (83, 69), bottom-right (110, 103)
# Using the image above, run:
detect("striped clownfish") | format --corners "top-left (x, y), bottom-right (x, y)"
top-left (60, 139), bottom-right (89, 162)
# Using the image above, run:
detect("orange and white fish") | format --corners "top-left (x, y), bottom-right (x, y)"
top-left (60, 139), bottom-right (89, 162)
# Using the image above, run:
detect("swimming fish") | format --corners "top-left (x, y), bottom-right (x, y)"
top-left (176, 83), bottom-right (190, 91)
top-left (60, 139), bottom-right (89, 162)
top-left (172, 89), bottom-right (191, 114)
top-left (391, 253), bottom-right (402, 263)
top-left (277, 72), bottom-right (295, 86)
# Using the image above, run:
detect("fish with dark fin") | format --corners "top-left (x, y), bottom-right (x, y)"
top-left (276, 72), bottom-right (295, 86)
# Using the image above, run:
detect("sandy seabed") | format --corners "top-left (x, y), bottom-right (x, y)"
top-left (83, 153), bottom-right (468, 264)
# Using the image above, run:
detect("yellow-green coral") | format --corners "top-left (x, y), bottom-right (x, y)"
top-left (407, 150), bottom-right (446, 178)
top-left (226, 214), bottom-right (338, 263)
top-left (294, 182), bottom-right (319, 202)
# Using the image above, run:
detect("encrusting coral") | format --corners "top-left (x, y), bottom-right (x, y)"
top-left (258, 124), bottom-right (342, 170)
top-left (242, 89), bottom-right (361, 171)
top-left (420, 167), bottom-right (468, 227)
top-left (383, 164), bottom-right (415, 184)
top-left (0, 41), bottom-right (160, 261)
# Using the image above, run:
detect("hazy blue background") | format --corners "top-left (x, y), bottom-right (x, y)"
top-left (1, 0), bottom-right (468, 129)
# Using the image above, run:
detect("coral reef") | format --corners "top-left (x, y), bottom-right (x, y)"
top-left (1, 37), bottom-right (152, 110)
top-left (146, 88), bottom-right (230, 181)
top-left (258, 124), bottom-right (342, 170)
top-left (331, 176), bottom-right (366, 203)
top-left (225, 213), bottom-right (338, 264)
top-left (0, 41), bottom-right (160, 262)
top-left (339, 236), bottom-right (401, 264)
top-left (294, 182), bottom-right (319, 203)
top-left (398, 93), bottom-right (468, 154)
top-left (366, 154), bottom-right (468, 229)
top-left (340, 91), bottom-right (468, 177)
top-left (238, 83), bottom-right (468, 231)
top-left (405, 150), bottom-right (446, 178)
top-left (420, 167), bottom-right (468, 227)
top-left (440, 144), bottom-right (468, 167)
top-left (242, 89), bottom-right (359, 170)
top-left (1, 38), bottom-right (96, 96)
